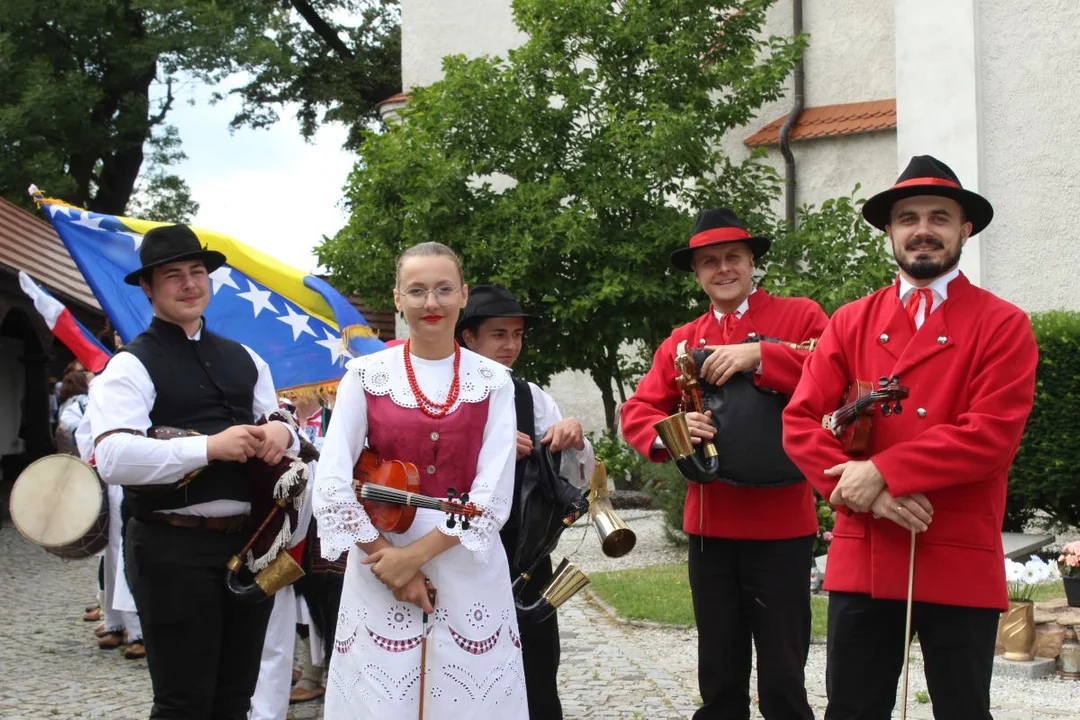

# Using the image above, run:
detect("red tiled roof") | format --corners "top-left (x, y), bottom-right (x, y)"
top-left (0, 197), bottom-right (100, 311)
top-left (375, 92), bottom-right (409, 110)
top-left (744, 99), bottom-right (896, 147)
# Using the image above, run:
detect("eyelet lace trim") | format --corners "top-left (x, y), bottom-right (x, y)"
top-left (347, 347), bottom-right (509, 416)
top-left (316, 483), bottom-right (380, 559)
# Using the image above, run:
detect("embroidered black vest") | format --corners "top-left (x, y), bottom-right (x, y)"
top-left (122, 317), bottom-right (257, 514)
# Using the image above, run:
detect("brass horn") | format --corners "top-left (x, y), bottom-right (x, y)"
top-left (588, 462), bottom-right (636, 558)
top-left (226, 549), bottom-right (305, 602)
top-left (513, 557), bottom-right (590, 624)
top-left (656, 341), bottom-right (721, 483)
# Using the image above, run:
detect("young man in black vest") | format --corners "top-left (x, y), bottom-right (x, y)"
top-left (87, 224), bottom-right (298, 719)
top-left (456, 285), bottom-right (595, 720)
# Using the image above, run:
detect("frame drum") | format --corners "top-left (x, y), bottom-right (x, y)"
top-left (10, 454), bottom-right (109, 559)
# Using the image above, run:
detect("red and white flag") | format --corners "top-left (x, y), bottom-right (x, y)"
top-left (18, 271), bottom-right (111, 373)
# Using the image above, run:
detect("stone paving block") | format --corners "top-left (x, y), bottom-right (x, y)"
top-left (993, 655), bottom-right (1058, 679)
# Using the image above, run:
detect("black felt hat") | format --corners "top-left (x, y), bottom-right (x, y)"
top-left (670, 208), bottom-right (771, 272)
top-left (123, 224), bottom-right (226, 285)
top-left (454, 284), bottom-right (540, 339)
top-left (862, 155), bottom-right (994, 235)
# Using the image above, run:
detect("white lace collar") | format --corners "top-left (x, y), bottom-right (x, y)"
top-left (346, 345), bottom-right (510, 412)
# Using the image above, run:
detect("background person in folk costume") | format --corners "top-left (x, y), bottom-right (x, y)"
top-left (782, 155), bottom-right (1039, 719)
top-left (312, 242), bottom-right (527, 719)
top-left (621, 208), bottom-right (827, 720)
top-left (87, 224), bottom-right (300, 719)
top-left (456, 284), bottom-right (596, 720)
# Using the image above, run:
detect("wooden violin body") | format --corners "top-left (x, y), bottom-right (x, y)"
top-left (822, 376), bottom-right (909, 455)
top-left (352, 450), bottom-right (481, 533)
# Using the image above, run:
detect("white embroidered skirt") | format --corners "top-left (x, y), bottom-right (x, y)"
top-left (325, 508), bottom-right (528, 719)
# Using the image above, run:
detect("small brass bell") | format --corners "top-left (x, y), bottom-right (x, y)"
top-left (1059, 626), bottom-right (1080, 679)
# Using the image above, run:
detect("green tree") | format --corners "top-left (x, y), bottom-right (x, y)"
top-left (320, 0), bottom-right (805, 430)
top-left (0, 0), bottom-right (400, 216)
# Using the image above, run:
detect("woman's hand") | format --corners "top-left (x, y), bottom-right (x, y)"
top-left (394, 573), bottom-right (436, 613)
top-left (361, 545), bottom-right (423, 591)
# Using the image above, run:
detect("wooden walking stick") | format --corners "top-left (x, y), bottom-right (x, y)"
top-left (418, 580), bottom-right (437, 720)
top-left (899, 527), bottom-right (916, 720)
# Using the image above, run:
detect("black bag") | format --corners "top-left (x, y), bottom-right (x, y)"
top-left (692, 347), bottom-right (804, 488)
top-left (501, 379), bottom-right (589, 576)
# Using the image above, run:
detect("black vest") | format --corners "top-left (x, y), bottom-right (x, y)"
top-left (122, 317), bottom-right (258, 514)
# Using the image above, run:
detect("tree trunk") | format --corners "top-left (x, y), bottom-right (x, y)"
top-left (590, 365), bottom-right (618, 434)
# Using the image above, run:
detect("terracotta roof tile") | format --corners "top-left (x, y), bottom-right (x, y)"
top-left (744, 98), bottom-right (896, 147)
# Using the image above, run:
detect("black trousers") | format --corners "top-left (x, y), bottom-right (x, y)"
top-left (517, 554), bottom-right (563, 720)
top-left (126, 518), bottom-right (274, 720)
top-left (688, 534), bottom-right (815, 720)
top-left (825, 591), bottom-right (999, 720)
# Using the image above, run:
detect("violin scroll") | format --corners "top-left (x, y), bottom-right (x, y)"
top-left (823, 375), bottom-right (910, 455)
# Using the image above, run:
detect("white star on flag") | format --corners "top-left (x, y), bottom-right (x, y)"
top-left (210, 266), bottom-right (241, 295)
top-left (316, 329), bottom-right (346, 364)
top-left (277, 304), bottom-right (317, 341)
top-left (236, 280), bottom-right (278, 318)
top-left (119, 231), bottom-right (145, 250)
top-left (47, 204), bottom-right (75, 218)
top-left (72, 212), bottom-right (105, 230)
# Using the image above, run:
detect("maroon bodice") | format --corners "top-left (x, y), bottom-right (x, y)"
top-left (365, 392), bottom-right (489, 498)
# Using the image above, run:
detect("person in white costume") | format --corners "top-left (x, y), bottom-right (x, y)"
top-left (313, 241), bottom-right (527, 719)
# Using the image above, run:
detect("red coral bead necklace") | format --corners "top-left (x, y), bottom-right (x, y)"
top-left (403, 339), bottom-right (461, 419)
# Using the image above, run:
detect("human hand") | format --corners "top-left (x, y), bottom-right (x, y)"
top-left (255, 422), bottom-right (291, 465)
top-left (827, 460), bottom-right (886, 513)
top-left (540, 418), bottom-right (585, 453)
top-left (699, 343), bottom-right (761, 386)
top-left (393, 573), bottom-right (436, 613)
top-left (516, 431), bottom-right (533, 460)
top-left (207, 425), bottom-right (265, 463)
top-left (869, 490), bottom-right (934, 533)
top-left (684, 411), bottom-right (716, 445)
top-left (361, 545), bottom-right (423, 591)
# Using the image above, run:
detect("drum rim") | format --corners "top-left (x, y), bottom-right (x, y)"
top-left (10, 453), bottom-right (104, 549)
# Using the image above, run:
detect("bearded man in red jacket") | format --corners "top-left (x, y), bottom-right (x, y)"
top-left (782, 156), bottom-right (1038, 720)
top-left (621, 208), bottom-right (827, 720)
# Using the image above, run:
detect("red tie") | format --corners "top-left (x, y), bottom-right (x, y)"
top-left (904, 288), bottom-right (933, 330)
top-left (718, 312), bottom-right (738, 343)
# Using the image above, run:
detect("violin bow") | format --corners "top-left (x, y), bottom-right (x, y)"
top-left (418, 581), bottom-right (437, 720)
top-left (899, 527), bottom-right (916, 720)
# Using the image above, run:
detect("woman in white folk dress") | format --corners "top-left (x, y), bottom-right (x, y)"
top-left (313, 241), bottom-right (528, 719)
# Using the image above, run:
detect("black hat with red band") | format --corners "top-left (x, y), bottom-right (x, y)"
top-left (862, 155), bottom-right (994, 235)
top-left (670, 208), bottom-right (770, 272)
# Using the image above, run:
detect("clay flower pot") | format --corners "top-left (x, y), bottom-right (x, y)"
top-left (999, 600), bottom-right (1036, 662)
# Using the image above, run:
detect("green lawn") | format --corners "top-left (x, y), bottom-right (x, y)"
top-left (589, 562), bottom-right (829, 639)
top-left (588, 562), bottom-right (1067, 638)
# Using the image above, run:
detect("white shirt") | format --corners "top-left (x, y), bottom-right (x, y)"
top-left (712, 296), bottom-right (750, 326)
top-left (526, 381), bottom-right (596, 489)
top-left (898, 267), bottom-right (960, 329)
top-left (87, 323), bottom-right (298, 516)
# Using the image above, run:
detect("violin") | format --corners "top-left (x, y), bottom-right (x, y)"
top-left (352, 450), bottom-right (482, 533)
top-left (821, 376), bottom-right (909, 454)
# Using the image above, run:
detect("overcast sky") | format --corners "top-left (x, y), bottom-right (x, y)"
top-left (166, 86), bottom-right (357, 275)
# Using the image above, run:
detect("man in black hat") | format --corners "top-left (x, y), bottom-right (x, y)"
top-left (621, 209), bottom-right (827, 720)
top-left (783, 156), bottom-right (1038, 718)
top-left (87, 224), bottom-right (299, 719)
top-left (456, 284), bottom-right (595, 720)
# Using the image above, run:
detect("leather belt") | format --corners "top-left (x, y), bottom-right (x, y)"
top-left (139, 512), bottom-right (249, 534)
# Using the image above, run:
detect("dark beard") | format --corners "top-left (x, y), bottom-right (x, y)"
top-left (894, 243), bottom-right (962, 280)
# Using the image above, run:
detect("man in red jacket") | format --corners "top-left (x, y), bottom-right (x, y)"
top-left (621, 208), bottom-right (827, 720)
top-left (782, 155), bottom-right (1038, 719)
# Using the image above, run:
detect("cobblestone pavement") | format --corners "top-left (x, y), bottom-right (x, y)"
top-left (5, 510), bottom-right (1080, 719)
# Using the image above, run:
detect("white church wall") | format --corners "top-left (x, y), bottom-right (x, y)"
top-left (978, 0), bottom-right (1080, 311)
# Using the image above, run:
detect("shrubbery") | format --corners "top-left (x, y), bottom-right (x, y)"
top-left (1005, 311), bottom-right (1080, 531)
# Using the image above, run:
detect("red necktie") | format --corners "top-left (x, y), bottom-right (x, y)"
top-left (904, 288), bottom-right (933, 330)
top-left (718, 312), bottom-right (738, 343)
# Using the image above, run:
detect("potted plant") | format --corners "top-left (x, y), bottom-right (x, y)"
top-left (1058, 542), bottom-right (1080, 607)
top-left (1000, 557), bottom-right (1058, 661)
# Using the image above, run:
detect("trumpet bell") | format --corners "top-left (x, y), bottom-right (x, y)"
top-left (591, 502), bottom-right (637, 558)
top-left (653, 413), bottom-right (694, 459)
top-left (253, 550), bottom-right (305, 597)
top-left (541, 557), bottom-right (590, 609)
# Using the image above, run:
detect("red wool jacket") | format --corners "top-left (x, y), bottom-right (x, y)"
top-left (782, 274), bottom-right (1037, 611)
top-left (621, 289), bottom-right (828, 539)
